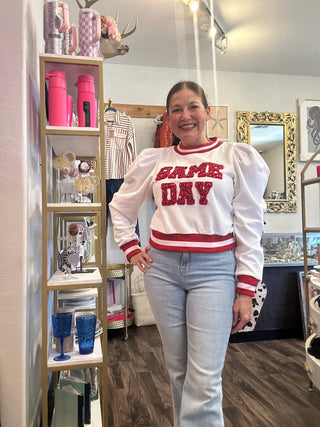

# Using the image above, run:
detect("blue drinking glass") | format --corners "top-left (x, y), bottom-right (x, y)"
top-left (52, 312), bottom-right (72, 361)
top-left (76, 314), bottom-right (97, 354)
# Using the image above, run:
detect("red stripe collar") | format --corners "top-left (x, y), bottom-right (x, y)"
top-left (174, 138), bottom-right (223, 155)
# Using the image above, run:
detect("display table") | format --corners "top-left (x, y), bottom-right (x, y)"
top-left (230, 263), bottom-right (306, 342)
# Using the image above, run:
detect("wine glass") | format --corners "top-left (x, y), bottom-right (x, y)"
top-left (52, 312), bottom-right (72, 361)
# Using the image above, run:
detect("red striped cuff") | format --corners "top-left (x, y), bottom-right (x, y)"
top-left (236, 275), bottom-right (259, 297)
top-left (120, 240), bottom-right (141, 261)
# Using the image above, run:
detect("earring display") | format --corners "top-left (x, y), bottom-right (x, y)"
top-left (54, 151), bottom-right (99, 203)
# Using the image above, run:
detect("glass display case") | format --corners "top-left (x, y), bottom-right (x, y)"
top-left (261, 233), bottom-right (320, 265)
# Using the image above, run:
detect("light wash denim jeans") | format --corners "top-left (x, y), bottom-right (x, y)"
top-left (144, 247), bottom-right (236, 427)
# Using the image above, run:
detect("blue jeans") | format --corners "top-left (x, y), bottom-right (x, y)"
top-left (144, 248), bottom-right (236, 427)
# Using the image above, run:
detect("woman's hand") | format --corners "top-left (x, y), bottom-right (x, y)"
top-left (231, 294), bottom-right (252, 334)
top-left (129, 246), bottom-right (153, 273)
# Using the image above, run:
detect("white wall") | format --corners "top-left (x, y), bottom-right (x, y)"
top-left (0, 0), bottom-right (43, 426)
top-left (25, 1), bottom-right (44, 425)
top-left (104, 63), bottom-right (320, 259)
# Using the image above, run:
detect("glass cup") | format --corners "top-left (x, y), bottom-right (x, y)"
top-left (52, 312), bottom-right (72, 361)
top-left (76, 314), bottom-right (97, 354)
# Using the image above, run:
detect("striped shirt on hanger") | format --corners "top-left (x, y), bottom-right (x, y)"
top-left (104, 110), bottom-right (137, 179)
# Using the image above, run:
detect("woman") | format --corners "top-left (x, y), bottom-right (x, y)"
top-left (109, 81), bottom-right (269, 426)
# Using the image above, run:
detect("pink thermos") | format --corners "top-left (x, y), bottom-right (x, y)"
top-left (75, 75), bottom-right (97, 127)
top-left (45, 70), bottom-right (73, 126)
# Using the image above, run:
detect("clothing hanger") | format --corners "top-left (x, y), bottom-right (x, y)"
top-left (105, 98), bottom-right (116, 112)
top-left (154, 114), bottom-right (163, 124)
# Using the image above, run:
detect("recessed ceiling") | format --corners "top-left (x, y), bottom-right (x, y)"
top-left (67, 0), bottom-right (320, 76)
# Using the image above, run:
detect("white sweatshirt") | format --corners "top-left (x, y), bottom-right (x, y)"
top-left (109, 138), bottom-right (270, 296)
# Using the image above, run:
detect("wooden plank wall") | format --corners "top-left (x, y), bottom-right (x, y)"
top-left (104, 103), bottom-right (166, 118)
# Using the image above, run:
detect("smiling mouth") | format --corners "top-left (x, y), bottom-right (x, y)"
top-left (180, 123), bottom-right (196, 130)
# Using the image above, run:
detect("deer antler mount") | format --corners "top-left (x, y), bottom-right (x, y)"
top-left (76, 0), bottom-right (100, 8)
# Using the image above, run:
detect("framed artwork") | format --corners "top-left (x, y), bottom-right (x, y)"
top-left (299, 99), bottom-right (320, 161)
top-left (207, 106), bottom-right (229, 140)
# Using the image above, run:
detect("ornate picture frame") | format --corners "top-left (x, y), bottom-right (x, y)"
top-left (237, 111), bottom-right (297, 213)
top-left (299, 99), bottom-right (320, 161)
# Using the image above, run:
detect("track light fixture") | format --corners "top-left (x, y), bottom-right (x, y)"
top-left (182, 0), bottom-right (228, 54)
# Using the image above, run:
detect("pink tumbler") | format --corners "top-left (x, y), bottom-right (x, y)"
top-left (45, 70), bottom-right (68, 126)
top-left (78, 8), bottom-right (101, 57)
top-left (75, 75), bottom-right (97, 127)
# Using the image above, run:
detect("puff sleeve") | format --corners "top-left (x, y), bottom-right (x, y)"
top-left (232, 143), bottom-right (270, 296)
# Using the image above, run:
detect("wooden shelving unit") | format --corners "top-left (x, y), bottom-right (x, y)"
top-left (40, 54), bottom-right (107, 426)
top-left (301, 147), bottom-right (320, 391)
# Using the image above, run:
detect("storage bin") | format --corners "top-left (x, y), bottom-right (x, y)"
top-left (131, 292), bottom-right (155, 327)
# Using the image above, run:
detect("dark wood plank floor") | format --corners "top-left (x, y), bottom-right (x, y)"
top-left (108, 325), bottom-right (320, 427)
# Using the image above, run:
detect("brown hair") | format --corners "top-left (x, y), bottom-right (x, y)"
top-left (166, 81), bottom-right (209, 113)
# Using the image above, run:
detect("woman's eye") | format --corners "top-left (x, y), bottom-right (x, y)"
top-left (191, 105), bottom-right (199, 110)
top-left (171, 108), bottom-right (181, 113)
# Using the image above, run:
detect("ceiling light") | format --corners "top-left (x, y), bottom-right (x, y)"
top-left (215, 35), bottom-right (228, 55)
top-left (189, 1), bottom-right (200, 12)
top-left (182, 0), bottom-right (199, 12)
top-left (209, 26), bottom-right (217, 38)
top-left (199, 21), bottom-right (228, 54)
top-left (182, 0), bottom-right (228, 54)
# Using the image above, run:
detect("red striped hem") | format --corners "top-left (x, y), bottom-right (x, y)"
top-left (151, 230), bottom-right (234, 242)
top-left (149, 230), bottom-right (236, 253)
top-left (150, 239), bottom-right (236, 253)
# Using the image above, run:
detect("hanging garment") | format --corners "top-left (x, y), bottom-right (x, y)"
top-left (104, 109), bottom-right (139, 239)
top-left (154, 113), bottom-right (174, 148)
top-left (104, 109), bottom-right (137, 179)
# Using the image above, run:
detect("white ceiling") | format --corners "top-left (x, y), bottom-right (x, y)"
top-left (68, 0), bottom-right (320, 77)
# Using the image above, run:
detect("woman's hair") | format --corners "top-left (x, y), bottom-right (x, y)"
top-left (166, 81), bottom-right (209, 113)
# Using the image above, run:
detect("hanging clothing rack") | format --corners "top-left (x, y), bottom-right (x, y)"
top-left (103, 102), bottom-right (166, 119)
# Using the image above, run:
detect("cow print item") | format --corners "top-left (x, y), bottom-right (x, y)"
top-left (238, 281), bottom-right (267, 333)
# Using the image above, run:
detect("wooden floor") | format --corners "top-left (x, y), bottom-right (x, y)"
top-left (107, 325), bottom-right (320, 427)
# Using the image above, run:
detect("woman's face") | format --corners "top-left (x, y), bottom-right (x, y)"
top-left (167, 88), bottom-right (210, 146)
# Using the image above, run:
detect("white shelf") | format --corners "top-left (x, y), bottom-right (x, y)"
top-left (46, 203), bottom-right (102, 212)
top-left (40, 52), bottom-right (103, 63)
top-left (58, 288), bottom-right (98, 300)
top-left (48, 336), bottom-right (103, 369)
top-left (48, 268), bottom-right (102, 288)
top-left (47, 126), bottom-right (100, 132)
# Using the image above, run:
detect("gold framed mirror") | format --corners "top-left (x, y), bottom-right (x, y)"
top-left (236, 111), bottom-right (296, 213)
